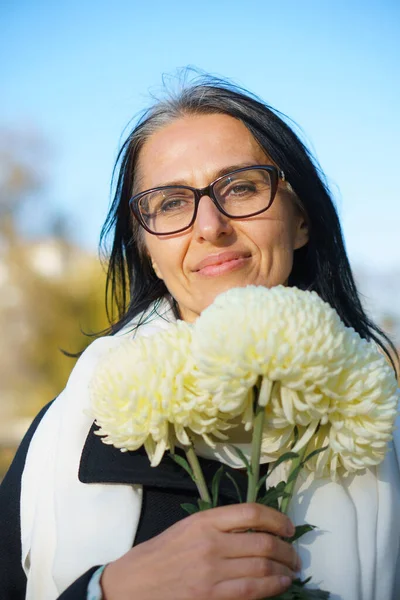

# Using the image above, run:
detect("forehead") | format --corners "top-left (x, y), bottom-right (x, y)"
top-left (136, 113), bottom-right (268, 190)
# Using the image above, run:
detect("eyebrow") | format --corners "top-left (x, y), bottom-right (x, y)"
top-left (139, 163), bottom-right (264, 191)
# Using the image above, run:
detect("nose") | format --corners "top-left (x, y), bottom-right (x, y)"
top-left (192, 194), bottom-right (233, 242)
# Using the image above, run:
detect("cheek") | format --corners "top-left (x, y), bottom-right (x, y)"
top-left (250, 220), bottom-right (295, 256)
top-left (247, 219), bottom-right (298, 287)
top-left (144, 235), bottom-right (188, 282)
top-left (254, 201), bottom-right (303, 257)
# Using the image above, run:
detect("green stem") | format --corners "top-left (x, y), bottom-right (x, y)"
top-left (280, 443), bottom-right (309, 515)
top-left (185, 444), bottom-right (212, 504)
top-left (246, 378), bottom-right (269, 503)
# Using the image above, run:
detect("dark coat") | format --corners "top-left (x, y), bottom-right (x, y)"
top-left (0, 402), bottom-right (256, 599)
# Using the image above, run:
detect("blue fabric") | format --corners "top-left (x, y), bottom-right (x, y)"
top-left (86, 565), bottom-right (106, 600)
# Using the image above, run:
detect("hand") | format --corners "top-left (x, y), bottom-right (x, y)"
top-left (101, 503), bottom-right (300, 600)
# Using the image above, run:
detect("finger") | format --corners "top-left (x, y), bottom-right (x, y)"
top-left (204, 503), bottom-right (294, 539)
top-left (215, 574), bottom-right (293, 600)
top-left (221, 556), bottom-right (296, 582)
top-left (222, 531), bottom-right (300, 572)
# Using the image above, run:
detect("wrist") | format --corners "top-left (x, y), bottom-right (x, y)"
top-left (100, 561), bottom-right (124, 600)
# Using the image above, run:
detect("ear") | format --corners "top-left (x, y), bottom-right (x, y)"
top-left (293, 212), bottom-right (309, 250)
top-left (151, 258), bottom-right (164, 280)
top-left (143, 240), bottom-right (164, 280)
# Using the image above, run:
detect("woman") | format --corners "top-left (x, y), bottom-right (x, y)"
top-left (0, 77), bottom-right (399, 600)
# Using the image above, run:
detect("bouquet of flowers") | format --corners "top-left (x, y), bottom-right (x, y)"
top-left (90, 286), bottom-right (399, 599)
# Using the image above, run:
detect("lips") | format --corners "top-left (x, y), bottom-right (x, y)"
top-left (193, 251), bottom-right (251, 274)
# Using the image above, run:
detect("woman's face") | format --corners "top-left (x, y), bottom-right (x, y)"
top-left (137, 113), bottom-right (309, 322)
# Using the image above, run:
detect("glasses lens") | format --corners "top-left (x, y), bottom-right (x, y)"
top-left (138, 188), bottom-right (195, 234)
top-left (213, 168), bottom-right (273, 217)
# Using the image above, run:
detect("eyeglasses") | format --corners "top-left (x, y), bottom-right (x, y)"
top-left (129, 165), bottom-right (285, 236)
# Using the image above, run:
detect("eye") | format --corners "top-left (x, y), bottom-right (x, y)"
top-left (159, 196), bottom-right (191, 213)
top-left (221, 179), bottom-right (258, 199)
top-left (228, 181), bottom-right (257, 195)
top-left (139, 188), bottom-right (194, 219)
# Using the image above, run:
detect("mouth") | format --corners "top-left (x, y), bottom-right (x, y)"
top-left (193, 251), bottom-right (252, 277)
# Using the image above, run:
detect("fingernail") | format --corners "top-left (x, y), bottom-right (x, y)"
top-left (280, 575), bottom-right (292, 587)
top-left (296, 555), bottom-right (302, 572)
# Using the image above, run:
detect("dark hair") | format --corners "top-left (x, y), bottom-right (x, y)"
top-left (100, 75), bottom-right (398, 374)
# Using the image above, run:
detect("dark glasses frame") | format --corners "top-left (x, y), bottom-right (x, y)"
top-left (129, 165), bottom-right (286, 236)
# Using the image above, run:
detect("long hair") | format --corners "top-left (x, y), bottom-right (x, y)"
top-left (100, 75), bottom-right (398, 373)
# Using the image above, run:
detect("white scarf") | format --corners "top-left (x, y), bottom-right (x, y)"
top-left (21, 300), bottom-right (400, 599)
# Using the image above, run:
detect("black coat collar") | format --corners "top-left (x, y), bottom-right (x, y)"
top-left (78, 423), bottom-right (265, 502)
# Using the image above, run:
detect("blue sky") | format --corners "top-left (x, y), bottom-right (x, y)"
top-left (2, 0), bottom-right (399, 270)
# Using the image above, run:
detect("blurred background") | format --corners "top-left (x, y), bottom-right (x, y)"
top-left (1, 0), bottom-right (399, 478)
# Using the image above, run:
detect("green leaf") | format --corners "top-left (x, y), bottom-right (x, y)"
top-left (170, 453), bottom-right (196, 482)
top-left (261, 488), bottom-right (291, 503)
top-left (256, 451), bottom-right (299, 498)
top-left (287, 463), bottom-right (303, 484)
top-left (211, 466), bottom-right (225, 507)
top-left (197, 499), bottom-right (212, 511)
top-left (181, 503), bottom-right (199, 515)
top-left (257, 483), bottom-right (276, 501)
top-left (256, 471), bottom-right (270, 495)
top-left (225, 472), bottom-right (243, 503)
top-left (287, 523), bottom-right (316, 543)
top-left (258, 481), bottom-right (290, 509)
top-left (258, 491), bottom-right (291, 510)
top-left (230, 445), bottom-right (252, 476)
top-left (290, 426), bottom-right (299, 450)
top-left (302, 446), bottom-right (328, 466)
top-left (301, 589), bottom-right (330, 599)
top-left (269, 451), bottom-right (299, 476)
top-left (296, 577), bottom-right (312, 586)
top-left (271, 576), bottom-right (330, 598)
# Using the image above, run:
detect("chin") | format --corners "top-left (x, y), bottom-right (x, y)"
top-left (200, 280), bottom-right (256, 310)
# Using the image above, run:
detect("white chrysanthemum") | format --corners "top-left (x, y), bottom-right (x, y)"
top-left (90, 321), bottom-right (233, 466)
top-left (192, 285), bottom-right (399, 476)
